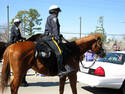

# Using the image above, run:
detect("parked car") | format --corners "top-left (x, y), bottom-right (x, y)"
top-left (77, 51), bottom-right (125, 94)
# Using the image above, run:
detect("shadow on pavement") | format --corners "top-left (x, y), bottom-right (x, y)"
top-left (28, 81), bottom-right (69, 87)
top-left (81, 86), bottom-right (119, 94)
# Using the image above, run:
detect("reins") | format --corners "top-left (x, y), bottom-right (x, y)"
top-left (79, 55), bottom-right (98, 69)
top-left (61, 36), bottom-right (69, 43)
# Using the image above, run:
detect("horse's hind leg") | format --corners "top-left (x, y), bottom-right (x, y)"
top-left (59, 76), bottom-right (66, 94)
top-left (68, 73), bottom-right (77, 94)
top-left (10, 77), bottom-right (22, 94)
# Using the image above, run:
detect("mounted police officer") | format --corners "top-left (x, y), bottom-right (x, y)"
top-left (9, 18), bottom-right (28, 86)
top-left (10, 18), bottom-right (26, 44)
top-left (44, 5), bottom-right (74, 78)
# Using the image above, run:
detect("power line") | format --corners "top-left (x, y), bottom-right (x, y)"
top-left (61, 32), bottom-right (125, 36)
top-left (0, 28), bottom-right (7, 29)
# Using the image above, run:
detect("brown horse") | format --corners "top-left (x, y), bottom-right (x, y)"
top-left (0, 33), bottom-right (106, 94)
top-left (0, 34), bottom-right (44, 86)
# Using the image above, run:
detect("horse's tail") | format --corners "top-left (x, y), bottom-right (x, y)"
top-left (0, 48), bottom-right (10, 93)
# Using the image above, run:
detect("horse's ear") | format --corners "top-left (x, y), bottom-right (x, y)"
top-left (96, 33), bottom-right (102, 37)
top-left (93, 43), bottom-right (97, 49)
top-left (92, 37), bottom-right (102, 50)
top-left (95, 33), bottom-right (102, 40)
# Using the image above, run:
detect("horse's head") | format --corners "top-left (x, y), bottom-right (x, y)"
top-left (91, 36), bottom-right (106, 58)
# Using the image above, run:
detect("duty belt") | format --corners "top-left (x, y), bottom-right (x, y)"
top-left (44, 32), bottom-right (54, 36)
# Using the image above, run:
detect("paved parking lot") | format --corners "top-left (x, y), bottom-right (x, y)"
top-left (2, 76), bottom-right (118, 94)
top-left (0, 63), bottom-right (119, 94)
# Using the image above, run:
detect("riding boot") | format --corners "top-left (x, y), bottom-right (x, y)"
top-left (57, 55), bottom-right (66, 77)
top-left (57, 55), bottom-right (74, 78)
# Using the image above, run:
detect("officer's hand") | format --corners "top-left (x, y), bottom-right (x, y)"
top-left (54, 36), bottom-right (60, 40)
top-left (24, 38), bottom-right (26, 41)
top-left (59, 34), bottom-right (63, 38)
top-left (22, 37), bottom-right (26, 41)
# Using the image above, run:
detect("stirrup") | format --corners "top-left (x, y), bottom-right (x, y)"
top-left (58, 69), bottom-right (74, 78)
top-left (57, 71), bottom-right (70, 78)
top-left (65, 64), bottom-right (75, 73)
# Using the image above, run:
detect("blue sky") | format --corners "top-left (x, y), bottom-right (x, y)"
top-left (0, 0), bottom-right (125, 39)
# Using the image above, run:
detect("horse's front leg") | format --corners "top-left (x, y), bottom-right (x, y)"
top-left (68, 73), bottom-right (77, 94)
top-left (59, 76), bottom-right (66, 94)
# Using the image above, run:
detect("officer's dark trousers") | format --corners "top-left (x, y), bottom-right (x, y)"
top-left (47, 40), bottom-right (63, 73)
top-left (40, 36), bottom-right (63, 73)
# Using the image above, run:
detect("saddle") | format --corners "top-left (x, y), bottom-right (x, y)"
top-left (35, 41), bottom-right (52, 58)
top-left (35, 40), bottom-right (69, 75)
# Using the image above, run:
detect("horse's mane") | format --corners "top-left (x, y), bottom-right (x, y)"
top-left (64, 41), bottom-right (81, 61)
top-left (64, 33), bottom-right (102, 59)
top-left (75, 33), bottom-right (102, 45)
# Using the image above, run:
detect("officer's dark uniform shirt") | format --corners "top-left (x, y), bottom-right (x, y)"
top-left (45, 14), bottom-right (60, 36)
top-left (10, 24), bottom-right (22, 43)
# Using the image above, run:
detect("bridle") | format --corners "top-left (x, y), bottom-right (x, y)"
top-left (79, 37), bottom-right (106, 69)
top-left (79, 54), bottom-right (98, 69)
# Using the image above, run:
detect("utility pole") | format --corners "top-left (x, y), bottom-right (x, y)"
top-left (79, 16), bottom-right (82, 38)
top-left (7, 5), bottom-right (9, 40)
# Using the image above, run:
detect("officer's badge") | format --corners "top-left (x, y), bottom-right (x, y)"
top-left (53, 18), bottom-right (57, 23)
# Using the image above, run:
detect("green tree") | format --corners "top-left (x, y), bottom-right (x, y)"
top-left (90, 16), bottom-right (107, 42)
top-left (11, 8), bottom-right (42, 35)
top-left (90, 31), bottom-right (107, 42)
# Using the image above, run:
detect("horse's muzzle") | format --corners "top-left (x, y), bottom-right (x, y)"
top-left (99, 49), bottom-right (106, 58)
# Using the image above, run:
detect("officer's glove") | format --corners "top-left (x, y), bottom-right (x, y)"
top-left (59, 34), bottom-right (64, 42)
top-left (20, 37), bottom-right (26, 41)
top-left (59, 34), bottom-right (63, 38)
top-left (24, 38), bottom-right (26, 40)
top-left (22, 37), bottom-right (26, 41)
top-left (53, 35), bottom-right (60, 44)
top-left (54, 35), bottom-right (60, 40)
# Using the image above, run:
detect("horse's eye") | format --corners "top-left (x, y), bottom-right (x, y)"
top-left (94, 44), bottom-right (97, 49)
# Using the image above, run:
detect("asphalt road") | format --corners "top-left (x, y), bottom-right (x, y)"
top-left (0, 63), bottom-right (119, 94)
top-left (1, 76), bottom-right (119, 94)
